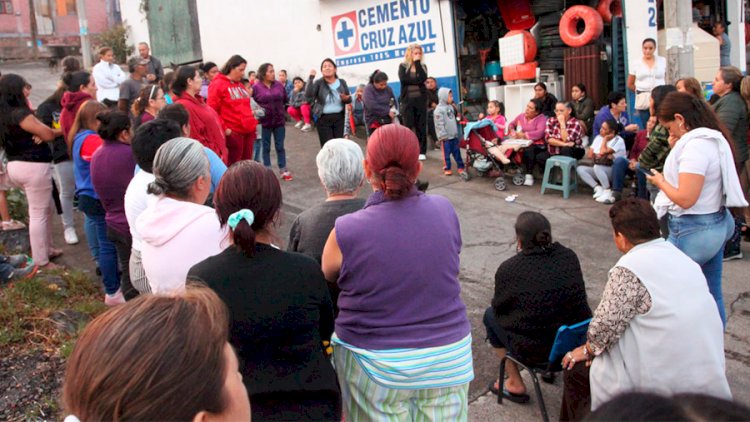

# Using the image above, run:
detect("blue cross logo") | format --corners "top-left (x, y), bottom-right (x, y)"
top-left (337, 20), bottom-right (355, 48)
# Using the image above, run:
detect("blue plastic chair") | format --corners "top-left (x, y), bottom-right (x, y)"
top-left (540, 155), bottom-right (579, 199)
top-left (498, 318), bottom-right (592, 422)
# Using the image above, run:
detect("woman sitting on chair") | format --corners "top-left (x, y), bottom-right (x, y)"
top-left (484, 211), bottom-right (591, 404)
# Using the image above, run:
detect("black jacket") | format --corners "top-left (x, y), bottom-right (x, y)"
top-left (492, 242), bottom-right (592, 365)
top-left (398, 61), bottom-right (428, 101)
top-left (306, 76), bottom-right (352, 113)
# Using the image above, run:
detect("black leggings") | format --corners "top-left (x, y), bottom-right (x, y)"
top-left (401, 95), bottom-right (428, 154)
top-left (317, 112), bottom-right (345, 147)
top-left (523, 145), bottom-right (549, 175)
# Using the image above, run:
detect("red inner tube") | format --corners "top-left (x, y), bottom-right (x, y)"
top-left (597, 0), bottom-right (623, 23)
top-left (559, 6), bottom-right (604, 48)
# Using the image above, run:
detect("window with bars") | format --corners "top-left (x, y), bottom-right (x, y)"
top-left (0, 1), bottom-right (14, 14)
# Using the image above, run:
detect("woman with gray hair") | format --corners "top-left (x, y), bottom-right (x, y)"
top-left (136, 137), bottom-right (227, 294)
top-left (289, 138), bottom-right (365, 266)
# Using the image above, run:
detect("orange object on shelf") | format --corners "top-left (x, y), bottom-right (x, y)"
top-left (502, 61), bottom-right (538, 81)
top-left (504, 30), bottom-right (538, 62)
top-left (497, 0), bottom-right (536, 30)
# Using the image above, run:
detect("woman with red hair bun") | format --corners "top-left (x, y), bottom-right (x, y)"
top-left (322, 124), bottom-right (473, 420)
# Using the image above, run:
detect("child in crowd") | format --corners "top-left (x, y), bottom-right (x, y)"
top-left (0, 254), bottom-right (36, 285)
top-left (287, 77), bottom-right (312, 132)
top-left (244, 79), bottom-right (265, 162)
top-left (344, 84), bottom-right (366, 139)
top-left (479, 100), bottom-right (513, 164)
top-left (434, 88), bottom-right (464, 175)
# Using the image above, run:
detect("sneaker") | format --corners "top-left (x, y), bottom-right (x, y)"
top-left (523, 174), bottom-right (534, 186)
top-left (8, 264), bottom-right (37, 282)
top-left (281, 171), bottom-right (293, 181)
top-left (596, 190), bottom-right (615, 204)
top-left (64, 227), bottom-right (79, 245)
top-left (444, 170), bottom-right (453, 176)
top-left (294, 121), bottom-right (304, 129)
top-left (419, 154), bottom-right (427, 161)
top-left (723, 249), bottom-right (743, 261)
top-left (104, 290), bottom-right (126, 307)
top-left (457, 168), bottom-right (465, 175)
top-left (1, 219), bottom-right (26, 231)
top-left (592, 185), bottom-right (604, 199)
top-left (301, 123), bottom-right (313, 132)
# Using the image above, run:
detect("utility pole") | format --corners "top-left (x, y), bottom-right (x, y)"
top-left (663, 0), bottom-right (694, 83)
top-left (76, 0), bottom-right (92, 69)
top-left (27, 0), bottom-right (38, 59)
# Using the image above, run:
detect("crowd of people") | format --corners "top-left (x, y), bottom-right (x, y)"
top-left (0, 38), bottom-right (749, 421)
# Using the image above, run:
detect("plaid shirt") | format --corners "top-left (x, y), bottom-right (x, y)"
top-left (545, 117), bottom-right (584, 155)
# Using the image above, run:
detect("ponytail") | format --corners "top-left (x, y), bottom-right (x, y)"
top-left (378, 165), bottom-right (412, 200)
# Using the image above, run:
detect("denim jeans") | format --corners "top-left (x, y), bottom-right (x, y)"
top-left (79, 195), bottom-right (119, 295)
top-left (668, 208), bottom-right (734, 326)
top-left (253, 136), bottom-right (262, 162)
top-left (612, 158), bottom-right (649, 199)
top-left (83, 214), bottom-right (100, 262)
top-left (634, 108), bottom-right (650, 130)
top-left (261, 125), bottom-right (286, 171)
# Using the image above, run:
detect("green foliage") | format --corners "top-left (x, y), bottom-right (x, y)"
top-left (6, 188), bottom-right (28, 223)
top-left (97, 24), bottom-right (134, 64)
top-left (0, 269), bottom-right (105, 348)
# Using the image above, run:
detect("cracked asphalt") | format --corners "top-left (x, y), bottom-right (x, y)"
top-left (9, 60), bottom-right (749, 421)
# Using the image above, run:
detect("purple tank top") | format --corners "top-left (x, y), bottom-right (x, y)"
top-left (334, 188), bottom-right (471, 350)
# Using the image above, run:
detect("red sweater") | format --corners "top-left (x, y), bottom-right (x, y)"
top-left (60, 91), bottom-right (93, 144)
top-left (176, 93), bottom-right (228, 163)
top-left (207, 73), bottom-right (257, 135)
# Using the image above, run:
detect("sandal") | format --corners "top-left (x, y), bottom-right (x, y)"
top-left (2, 219), bottom-right (26, 231)
top-left (488, 380), bottom-right (530, 404)
top-left (48, 248), bottom-right (63, 260)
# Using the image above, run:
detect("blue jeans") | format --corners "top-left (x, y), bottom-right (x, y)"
top-left (442, 138), bottom-right (464, 171)
top-left (261, 126), bottom-right (286, 171)
top-left (634, 108), bottom-right (650, 130)
top-left (612, 158), bottom-right (649, 199)
top-left (84, 214), bottom-right (100, 262)
top-left (86, 213), bottom-right (119, 294)
top-left (668, 208), bottom-right (734, 326)
top-left (253, 136), bottom-right (262, 162)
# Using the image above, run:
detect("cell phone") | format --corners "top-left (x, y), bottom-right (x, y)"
top-left (639, 165), bottom-right (653, 176)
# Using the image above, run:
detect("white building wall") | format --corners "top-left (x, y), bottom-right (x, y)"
top-left (196, 0), bottom-right (325, 79)
top-left (119, 0), bottom-right (150, 47)
top-left (119, 0), bottom-right (458, 91)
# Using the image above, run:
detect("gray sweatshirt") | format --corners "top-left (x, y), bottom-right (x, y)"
top-left (434, 87), bottom-right (458, 141)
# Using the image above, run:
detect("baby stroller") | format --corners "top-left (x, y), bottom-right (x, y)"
top-left (460, 120), bottom-right (527, 191)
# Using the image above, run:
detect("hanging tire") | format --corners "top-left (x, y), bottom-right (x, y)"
top-left (494, 177), bottom-right (507, 191)
top-left (503, 30), bottom-right (538, 62)
top-left (596, 0), bottom-right (623, 24)
top-left (512, 173), bottom-right (526, 186)
top-left (559, 6), bottom-right (604, 48)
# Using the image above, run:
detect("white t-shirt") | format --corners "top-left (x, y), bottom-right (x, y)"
top-left (631, 56), bottom-right (667, 92)
top-left (590, 135), bottom-right (627, 160)
top-left (124, 170), bottom-right (157, 251)
top-left (663, 137), bottom-right (723, 216)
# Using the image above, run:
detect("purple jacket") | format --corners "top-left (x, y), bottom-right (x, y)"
top-left (252, 80), bottom-right (288, 128)
top-left (363, 83), bottom-right (396, 128)
top-left (334, 187), bottom-right (471, 349)
top-left (90, 140), bottom-right (136, 236)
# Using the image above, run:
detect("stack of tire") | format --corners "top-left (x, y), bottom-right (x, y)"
top-left (559, 0), bottom-right (622, 48)
top-left (536, 12), bottom-right (566, 71)
top-left (501, 30), bottom-right (538, 82)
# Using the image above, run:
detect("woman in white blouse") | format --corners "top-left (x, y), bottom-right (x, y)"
top-left (647, 92), bottom-right (748, 326)
top-left (627, 38), bottom-right (666, 129)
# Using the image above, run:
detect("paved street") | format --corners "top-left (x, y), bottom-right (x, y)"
top-left (6, 60), bottom-right (750, 420)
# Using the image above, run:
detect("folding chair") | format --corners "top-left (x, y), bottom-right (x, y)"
top-left (498, 318), bottom-right (592, 422)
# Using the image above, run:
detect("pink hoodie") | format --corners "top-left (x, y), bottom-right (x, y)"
top-left (136, 197), bottom-right (227, 294)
